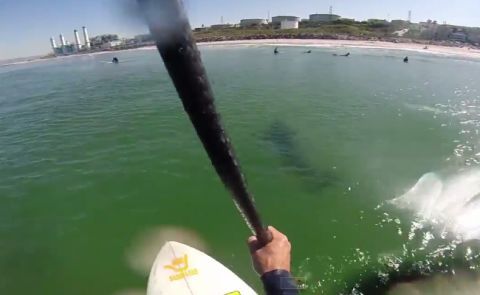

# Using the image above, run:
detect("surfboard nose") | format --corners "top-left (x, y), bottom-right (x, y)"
top-left (147, 241), bottom-right (257, 295)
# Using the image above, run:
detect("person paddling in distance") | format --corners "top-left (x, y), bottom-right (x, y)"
top-left (248, 226), bottom-right (300, 295)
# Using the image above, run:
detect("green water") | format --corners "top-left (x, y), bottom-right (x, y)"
top-left (1, 46), bottom-right (480, 294)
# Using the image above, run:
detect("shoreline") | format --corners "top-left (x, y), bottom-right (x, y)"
top-left (3, 39), bottom-right (480, 67)
top-left (196, 39), bottom-right (480, 59)
top-left (0, 46), bottom-right (158, 67)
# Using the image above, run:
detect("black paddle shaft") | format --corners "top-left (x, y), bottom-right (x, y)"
top-left (139, 0), bottom-right (272, 246)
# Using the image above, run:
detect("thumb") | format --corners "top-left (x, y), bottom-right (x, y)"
top-left (247, 235), bottom-right (260, 253)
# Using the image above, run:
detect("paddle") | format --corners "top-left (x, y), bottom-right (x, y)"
top-left (137, 0), bottom-right (272, 246)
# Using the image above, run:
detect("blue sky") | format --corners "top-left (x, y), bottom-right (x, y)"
top-left (1, 0), bottom-right (479, 60)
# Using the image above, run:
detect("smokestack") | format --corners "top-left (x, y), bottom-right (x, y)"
top-left (82, 26), bottom-right (91, 49)
top-left (59, 34), bottom-right (66, 46)
top-left (50, 37), bottom-right (57, 50)
top-left (74, 29), bottom-right (82, 50)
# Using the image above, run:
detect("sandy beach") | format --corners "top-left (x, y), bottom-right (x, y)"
top-left (198, 39), bottom-right (480, 59)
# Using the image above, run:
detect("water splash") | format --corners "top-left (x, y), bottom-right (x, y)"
top-left (347, 169), bottom-right (480, 294)
top-left (296, 170), bottom-right (480, 294)
top-left (391, 169), bottom-right (480, 241)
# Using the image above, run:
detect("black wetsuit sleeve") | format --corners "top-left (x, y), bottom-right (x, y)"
top-left (261, 269), bottom-right (300, 295)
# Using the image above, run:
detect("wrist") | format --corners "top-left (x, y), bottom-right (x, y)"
top-left (260, 266), bottom-right (290, 275)
top-left (261, 270), bottom-right (299, 295)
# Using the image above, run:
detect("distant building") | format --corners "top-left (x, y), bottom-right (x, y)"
top-left (49, 34), bottom-right (78, 55)
top-left (134, 34), bottom-right (153, 43)
top-left (240, 19), bottom-right (268, 28)
top-left (408, 23), bottom-right (421, 30)
top-left (281, 20), bottom-right (299, 29)
top-left (434, 25), bottom-right (455, 40)
top-left (124, 38), bottom-right (138, 45)
top-left (272, 16), bottom-right (300, 29)
top-left (53, 47), bottom-right (63, 55)
top-left (367, 19), bottom-right (389, 26)
top-left (63, 44), bottom-right (77, 54)
top-left (90, 34), bottom-right (120, 48)
top-left (450, 32), bottom-right (467, 42)
top-left (420, 20), bottom-right (438, 30)
top-left (391, 19), bottom-right (409, 28)
top-left (309, 14), bottom-right (341, 22)
top-left (53, 43), bottom-right (76, 55)
top-left (468, 31), bottom-right (480, 43)
top-left (101, 40), bottom-right (123, 49)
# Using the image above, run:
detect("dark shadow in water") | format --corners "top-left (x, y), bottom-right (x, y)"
top-left (262, 120), bottom-right (339, 192)
top-left (342, 240), bottom-right (480, 294)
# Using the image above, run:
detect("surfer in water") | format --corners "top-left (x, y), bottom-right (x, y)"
top-left (304, 50), bottom-right (312, 54)
top-left (403, 56), bottom-right (409, 63)
top-left (274, 47), bottom-right (279, 55)
top-left (112, 57), bottom-right (119, 64)
top-left (333, 52), bottom-right (350, 57)
top-left (248, 226), bottom-right (299, 295)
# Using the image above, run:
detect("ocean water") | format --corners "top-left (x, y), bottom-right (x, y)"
top-left (1, 46), bottom-right (480, 294)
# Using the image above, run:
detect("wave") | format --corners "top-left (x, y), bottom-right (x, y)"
top-left (391, 169), bottom-right (480, 241)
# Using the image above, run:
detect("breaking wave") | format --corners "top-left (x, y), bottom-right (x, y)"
top-left (391, 169), bottom-right (480, 241)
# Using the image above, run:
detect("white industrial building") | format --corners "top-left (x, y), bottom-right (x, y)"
top-left (50, 26), bottom-right (92, 55)
top-left (272, 16), bottom-right (300, 25)
top-left (281, 20), bottom-right (299, 29)
top-left (240, 19), bottom-right (268, 28)
top-left (309, 14), bottom-right (341, 22)
top-left (272, 15), bottom-right (300, 29)
top-left (101, 40), bottom-right (123, 49)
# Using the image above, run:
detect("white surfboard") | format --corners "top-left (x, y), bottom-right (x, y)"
top-left (147, 241), bottom-right (258, 295)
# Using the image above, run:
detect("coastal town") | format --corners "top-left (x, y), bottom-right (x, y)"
top-left (48, 10), bottom-right (480, 58)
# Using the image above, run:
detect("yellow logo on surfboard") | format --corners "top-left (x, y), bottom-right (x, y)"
top-left (164, 254), bottom-right (199, 281)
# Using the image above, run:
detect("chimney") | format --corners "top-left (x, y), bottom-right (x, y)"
top-left (74, 29), bottom-right (82, 50)
top-left (82, 26), bottom-right (91, 49)
top-left (50, 37), bottom-right (57, 50)
top-left (59, 34), bottom-right (66, 46)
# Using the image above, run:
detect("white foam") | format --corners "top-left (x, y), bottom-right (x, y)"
top-left (391, 169), bottom-right (480, 241)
